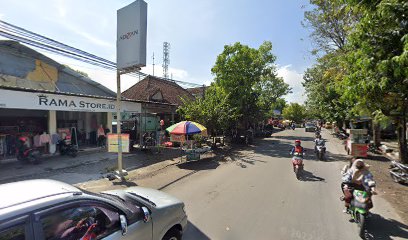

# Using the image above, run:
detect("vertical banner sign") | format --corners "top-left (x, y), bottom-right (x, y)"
top-left (117, 0), bottom-right (148, 70)
top-left (108, 134), bottom-right (130, 153)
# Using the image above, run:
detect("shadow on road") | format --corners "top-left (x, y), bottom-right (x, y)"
top-left (365, 213), bottom-right (408, 240)
top-left (184, 221), bottom-right (211, 240)
top-left (112, 179), bottom-right (138, 187)
top-left (300, 170), bottom-right (325, 182)
top-left (177, 159), bottom-right (220, 171)
top-left (252, 139), bottom-right (296, 160)
top-left (272, 135), bottom-right (315, 142)
top-left (324, 152), bottom-right (350, 162)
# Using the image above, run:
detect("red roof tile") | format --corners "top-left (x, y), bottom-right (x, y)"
top-left (122, 75), bottom-right (194, 106)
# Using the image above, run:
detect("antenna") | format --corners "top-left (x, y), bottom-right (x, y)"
top-left (152, 52), bottom-right (155, 76)
top-left (163, 42), bottom-right (170, 79)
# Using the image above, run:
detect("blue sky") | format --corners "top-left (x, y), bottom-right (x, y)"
top-left (0, 0), bottom-right (314, 103)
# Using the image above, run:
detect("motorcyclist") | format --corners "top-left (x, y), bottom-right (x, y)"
top-left (341, 159), bottom-right (377, 212)
top-left (290, 140), bottom-right (305, 171)
top-left (314, 134), bottom-right (325, 153)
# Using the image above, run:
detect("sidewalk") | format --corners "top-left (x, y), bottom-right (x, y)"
top-left (380, 140), bottom-right (401, 161)
top-left (0, 147), bottom-right (183, 184)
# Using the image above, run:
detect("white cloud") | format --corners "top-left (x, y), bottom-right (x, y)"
top-left (277, 65), bottom-right (306, 104)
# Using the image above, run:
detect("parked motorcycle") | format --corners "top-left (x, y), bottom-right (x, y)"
top-left (291, 152), bottom-right (304, 180)
top-left (57, 138), bottom-right (78, 157)
top-left (389, 160), bottom-right (408, 184)
top-left (16, 137), bottom-right (41, 164)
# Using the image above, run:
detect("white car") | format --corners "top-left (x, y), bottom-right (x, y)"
top-left (0, 179), bottom-right (187, 240)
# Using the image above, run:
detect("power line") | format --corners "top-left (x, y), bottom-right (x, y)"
top-left (0, 20), bottom-right (203, 88)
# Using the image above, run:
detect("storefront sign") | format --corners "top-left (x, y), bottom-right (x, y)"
top-left (0, 89), bottom-right (141, 113)
top-left (117, 0), bottom-right (147, 70)
top-left (170, 134), bottom-right (185, 143)
top-left (107, 134), bottom-right (130, 153)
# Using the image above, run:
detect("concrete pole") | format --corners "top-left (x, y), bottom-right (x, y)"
top-left (116, 71), bottom-right (123, 174)
top-left (48, 110), bottom-right (57, 154)
top-left (107, 112), bottom-right (113, 134)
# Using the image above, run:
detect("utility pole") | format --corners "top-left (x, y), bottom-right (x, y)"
top-left (116, 71), bottom-right (123, 174)
top-left (152, 52), bottom-right (155, 76)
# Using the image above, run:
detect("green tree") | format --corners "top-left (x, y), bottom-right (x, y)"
top-left (177, 84), bottom-right (239, 136)
top-left (302, 0), bottom-right (358, 54)
top-left (282, 103), bottom-right (306, 123)
top-left (340, 0), bottom-right (408, 162)
top-left (211, 41), bottom-right (286, 127)
top-left (303, 52), bottom-right (351, 123)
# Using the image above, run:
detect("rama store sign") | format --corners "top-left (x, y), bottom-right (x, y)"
top-left (38, 95), bottom-right (115, 111)
top-left (0, 89), bottom-right (141, 113)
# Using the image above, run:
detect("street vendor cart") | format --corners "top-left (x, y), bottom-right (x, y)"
top-left (345, 129), bottom-right (369, 157)
top-left (166, 121), bottom-right (212, 162)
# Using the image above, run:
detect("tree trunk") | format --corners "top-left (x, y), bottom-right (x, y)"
top-left (372, 121), bottom-right (381, 147)
top-left (396, 115), bottom-right (408, 164)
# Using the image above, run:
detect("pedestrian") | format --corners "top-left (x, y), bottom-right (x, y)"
top-left (97, 124), bottom-right (106, 148)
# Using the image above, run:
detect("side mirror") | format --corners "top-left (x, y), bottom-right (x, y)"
top-left (142, 207), bottom-right (151, 223)
top-left (120, 215), bottom-right (128, 236)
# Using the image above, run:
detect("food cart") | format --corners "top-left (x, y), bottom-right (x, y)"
top-left (345, 129), bottom-right (369, 157)
top-left (166, 121), bottom-right (212, 162)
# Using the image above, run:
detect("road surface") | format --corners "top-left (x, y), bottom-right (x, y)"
top-left (163, 128), bottom-right (407, 240)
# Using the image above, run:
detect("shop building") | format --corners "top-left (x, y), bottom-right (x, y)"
top-left (0, 41), bottom-right (141, 160)
top-left (122, 75), bottom-right (194, 128)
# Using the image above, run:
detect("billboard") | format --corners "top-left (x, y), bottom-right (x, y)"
top-left (117, 0), bottom-right (147, 70)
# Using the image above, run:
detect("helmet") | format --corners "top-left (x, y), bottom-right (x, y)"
top-left (295, 140), bottom-right (301, 146)
top-left (355, 160), bottom-right (365, 170)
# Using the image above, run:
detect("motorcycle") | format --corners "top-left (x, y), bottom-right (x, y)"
top-left (291, 152), bottom-right (304, 180)
top-left (347, 188), bottom-right (373, 238)
top-left (57, 138), bottom-right (78, 157)
top-left (389, 160), bottom-right (408, 184)
top-left (291, 125), bottom-right (295, 130)
top-left (316, 145), bottom-right (326, 161)
top-left (315, 130), bottom-right (321, 138)
top-left (16, 138), bottom-right (41, 164)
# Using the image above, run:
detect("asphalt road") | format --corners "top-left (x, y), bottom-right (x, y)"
top-left (163, 128), bottom-right (407, 240)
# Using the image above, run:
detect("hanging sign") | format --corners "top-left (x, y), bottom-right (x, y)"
top-left (117, 0), bottom-right (148, 70)
top-left (170, 134), bottom-right (185, 143)
top-left (108, 134), bottom-right (130, 153)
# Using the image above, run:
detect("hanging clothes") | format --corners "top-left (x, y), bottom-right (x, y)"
top-left (51, 133), bottom-right (61, 144)
top-left (33, 134), bottom-right (41, 147)
top-left (39, 133), bottom-right (50, 146)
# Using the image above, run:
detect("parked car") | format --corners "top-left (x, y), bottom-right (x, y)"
top-left (305, 123), bottom-right (316, 132)
top-left (0, 179), bottom-right (187, 240)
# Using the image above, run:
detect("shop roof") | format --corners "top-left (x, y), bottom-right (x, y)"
top-left (0, 40), bottom-right (115, 98)
top-left (122, 75), bottom-right (194, 106)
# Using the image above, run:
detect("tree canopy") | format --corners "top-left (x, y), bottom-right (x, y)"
top-left (282, 103), bottom-right (306, 123)
top-left (303, 0), bottom-right (408, 162)
top-left (178, 41), bottom-right (291, 135)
